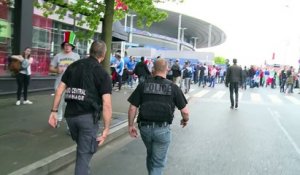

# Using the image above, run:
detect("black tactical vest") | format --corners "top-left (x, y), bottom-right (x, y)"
top-left (64, 58), bottom-right (102, 114)
top-left (138, 76), bottom-right (174, 123)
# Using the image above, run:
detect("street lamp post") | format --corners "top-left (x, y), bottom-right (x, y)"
top-left (177, 14), bottom-right (182, 51)
top-left (208, 24), bottom-right (212, 47)
top-left (128, 14), bottom-right (136, 43)
top-left (191, 37), bottom-right (198, 49)
top-left (180, 27), bottom-right (187, 51)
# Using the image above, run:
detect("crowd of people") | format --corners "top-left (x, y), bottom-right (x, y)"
top-left (241, 65), bottom-right (300, 94)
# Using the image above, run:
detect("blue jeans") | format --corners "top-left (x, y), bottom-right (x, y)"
top-left (127, 74), bottom-right (134, 87)
top-left (209, 76), bottom-right (215, 87)
top-left (66, 113), bottom-right (99, 175)
top-left (139, 124), bottom-right (171, 175)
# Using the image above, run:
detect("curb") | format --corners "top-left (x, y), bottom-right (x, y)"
top-left (8, 121), bottom-right (128, 175)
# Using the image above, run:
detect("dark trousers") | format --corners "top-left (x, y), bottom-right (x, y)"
top-left (66, 114), bottom-right (99, 175)
top-left (16, 73), bottom-right (30, 100)
top-left (117, 74), bottom-right (122, 90)
top-left (229, 82), bottom-right (239, 107)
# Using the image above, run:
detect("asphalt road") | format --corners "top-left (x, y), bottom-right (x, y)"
top-left (53, 85), bottom-right (300, 175)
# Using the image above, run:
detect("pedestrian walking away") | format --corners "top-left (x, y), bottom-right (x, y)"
top-left (225, 58), bottom-right (243, 109)
top-left (48, 40), bottom-right (112, 175)
top-left (127, 58), bottom-right (190, 175)
top-left (49, 31), bottom-right (80, 128)
top-left (133, 56), bottom-right (151, 84)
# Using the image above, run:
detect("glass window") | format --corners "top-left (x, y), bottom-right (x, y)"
top-left (0, 2), bottom-right (14, 77)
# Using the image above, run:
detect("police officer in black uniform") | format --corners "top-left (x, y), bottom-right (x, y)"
top-left (128, 58), bottom-right (190, 175)
top-left (48, 41), bottom-right (112, 175)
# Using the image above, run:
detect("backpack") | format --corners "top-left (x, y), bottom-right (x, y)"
top-left (8, 57), bottom-right (21, 74)
top-left (183, 68), bottom-right (192, 78)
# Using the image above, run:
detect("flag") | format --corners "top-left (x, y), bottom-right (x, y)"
top-left (272, 52), bottom-right (275, 60)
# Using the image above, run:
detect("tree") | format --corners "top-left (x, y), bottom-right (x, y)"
top-left (35, 0), bottom-right (183, 72)
top-left (214, 56), bottom-right (226, 65)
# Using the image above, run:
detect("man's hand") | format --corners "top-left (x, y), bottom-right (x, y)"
top-left (180, 119), bottom-right (188, 128)
top-left (57, 67), bottom-right (65, 74)
top-left (128, 126), bottom-right (138, 138)
top-left (48, 112), bottom-right (58, 128)
top-left (97, 128), bottom-right (109, 146)
top-left (225, 83), bottom-right (229, 87)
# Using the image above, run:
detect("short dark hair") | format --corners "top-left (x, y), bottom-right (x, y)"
top-left (233, 58), bottom-right (237, 64)
top-left (141, 56), bottom-right (145, 62)
top-left (90, 40), bottom-right (106, 58)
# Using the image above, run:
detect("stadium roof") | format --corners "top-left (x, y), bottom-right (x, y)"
top-left (129, 9), bottom-right (226, 49)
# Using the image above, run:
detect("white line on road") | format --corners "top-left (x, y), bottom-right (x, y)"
top-left (250, 93), bottom-right (262, 103)
top-left (267, 94), bottom-right (283, 104)
top-left (239, 92), bottom-right (243, 100)
top-left (211, 91), bottom-right (226, 99)
top-left (193, 90), bottom-right (210, 98)
top-left (285, 96), bottom-right (300, 105)
top-left (268, 108), bottom-right (300, 157)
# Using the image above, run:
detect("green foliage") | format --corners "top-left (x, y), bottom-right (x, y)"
top-left (120, 0), bottom-right (168, 28)
top-left (34, 0), bottom-right (181, 40)
top-left (214, 56), bottom-right (226, 65)
top-left (34, 0), bottom-right (105, 40)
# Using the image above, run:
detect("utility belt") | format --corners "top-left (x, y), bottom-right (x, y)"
top-left (138, 121), bottom-right (170, 128)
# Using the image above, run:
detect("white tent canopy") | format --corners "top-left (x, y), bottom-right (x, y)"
top-left (127, 47), bottom-right (214, 64)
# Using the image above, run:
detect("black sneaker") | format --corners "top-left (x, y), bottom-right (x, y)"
top-left (235, 104), bottom-right (238, 109)
top-left (230, 106), bottom-right (234, 109)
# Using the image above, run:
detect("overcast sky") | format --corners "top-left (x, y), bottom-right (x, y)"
top-left (156, 0), bottom-right (300, 67)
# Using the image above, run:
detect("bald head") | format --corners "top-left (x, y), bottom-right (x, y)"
top-left (154, 58), bottom-right (168, 74)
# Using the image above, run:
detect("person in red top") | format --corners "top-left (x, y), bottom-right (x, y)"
top-left (259, 69), bottom-right (264, 87)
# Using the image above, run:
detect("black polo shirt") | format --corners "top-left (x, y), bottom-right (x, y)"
top-left (128, 76), bottom-right (187, 123)
top-left (61, 57), bottom-right (112, 118)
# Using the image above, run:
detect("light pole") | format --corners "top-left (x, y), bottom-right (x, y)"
top-left (208, 24), bottom-right (212, 47)
top-left (124, 13), bottom-right (128, 32)
top-left (180, 27), bottom-right (187, 51)
top-left (191, 37), bottom-right (198, 49)
top-left (177, 14), bottom-right (182, 51)
top-left (127, 14), bottom-right (136, 43)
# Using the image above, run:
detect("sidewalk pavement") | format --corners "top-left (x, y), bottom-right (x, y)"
top-left (0, 87), bottom-right (134, 175)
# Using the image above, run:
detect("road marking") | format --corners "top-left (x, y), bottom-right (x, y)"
top-left (268, 108), bottom-right (300, 157)
top-left (194, 90), bottom-right (210, 98)
top-left (267, 94), bottom-right (283, 104)
top-left (239, 92), bottom-right (243, 100)
top-left (211, 91), bottom-right (226, 99)
top-left (250, 93), bottom-right (262, 103)
top-left (285, 96), bottom-right (300, 105)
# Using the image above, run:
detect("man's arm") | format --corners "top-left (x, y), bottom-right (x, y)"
top-left (225, 67), bottom-right (230, 86)
top-left (180, 106), bottom-right (189, 128)
top-left (128, 104), bottom-right (138, 138)
top-left (48, 82), bottom-right (67, 128)
top-left (128, 104), bottom-right (138, 127)
top-left (49, 65), bottom-right (59, 74)
top-left (98, 93), bottom-right (112, 145)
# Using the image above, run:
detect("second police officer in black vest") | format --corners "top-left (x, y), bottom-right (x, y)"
top-left (127, 58), bottom-right (190, 175)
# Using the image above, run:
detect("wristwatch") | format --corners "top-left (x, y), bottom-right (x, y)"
top-left (51, 109), bottom-right (58, 112)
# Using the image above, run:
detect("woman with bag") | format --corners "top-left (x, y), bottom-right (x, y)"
top-left (11, 47), bottom-right (33, 105)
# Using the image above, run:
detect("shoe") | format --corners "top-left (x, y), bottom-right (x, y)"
top-left (16, 100), bottom-right (21, 105)
top-left (230, 106), bottom-right (234, 109)
top-left (235, 104), bottom-right (238, 109)
top-left (23, 100), bottom-right (33, 104)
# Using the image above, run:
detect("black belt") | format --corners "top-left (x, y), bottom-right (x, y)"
top-left (138, 121), bottom-right (169, 127)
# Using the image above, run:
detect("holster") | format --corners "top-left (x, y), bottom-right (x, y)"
top-left (93, 110), bottom-right (100, 124)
